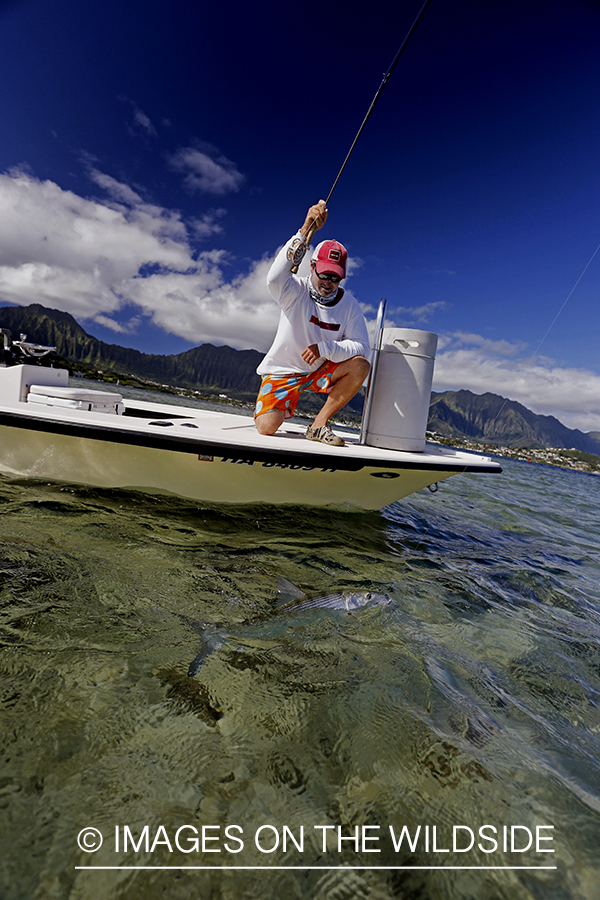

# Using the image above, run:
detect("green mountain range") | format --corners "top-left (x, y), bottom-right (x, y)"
top-left (0, 302), bottom-right (263, 401)
top-left (2, 302), bottom-right (598, 454)
top-left (429, 390), bottom-right (600, 454)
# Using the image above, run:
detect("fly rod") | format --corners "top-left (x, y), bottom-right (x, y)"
top-left (294, 0), bottom-right (433, 263)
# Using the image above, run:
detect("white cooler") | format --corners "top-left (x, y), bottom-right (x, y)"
top-left (27, 384), bottom-right (125, 415)
top-left (362, 327), bottom-right (437, 452)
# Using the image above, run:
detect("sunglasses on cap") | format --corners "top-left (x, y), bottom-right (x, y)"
top-left (314, 270), bottom-right (342, 284)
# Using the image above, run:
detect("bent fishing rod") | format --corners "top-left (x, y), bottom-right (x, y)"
top-left (293, 0), bottom-right (433, 266)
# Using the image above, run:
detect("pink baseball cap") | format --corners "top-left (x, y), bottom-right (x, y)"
top-left (312, 239), bottom-right (347, 280)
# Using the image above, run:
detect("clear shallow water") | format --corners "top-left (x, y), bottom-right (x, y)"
top-left (1, 458), bottom-right (599, 899)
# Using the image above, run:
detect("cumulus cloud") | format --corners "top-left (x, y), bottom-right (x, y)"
top-left (169, 145), bottom-right (245, 194)
top-left (124, 255), bottom-right (279, 351)
top-left (394, 301), bottom-right (448, 324)
top-left (437, 331), bottom-right (529, 357)
top-left (344, 255), bottom-right (363, 277)
top-left (190, 209), bottom-right (227, 239)
top-left (0, 168), bottom-right (192, 316)
top-left (0, 167), bottom-right (276, 349)
top-left (91, 313), bottom-right (137, 334)
top-left (433, 333), bottom-right (600, 432)
top-left (86, 167), bottom-right (189, 241)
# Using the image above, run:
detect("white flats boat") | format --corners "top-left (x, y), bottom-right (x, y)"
top-left (0, 368), bottom-right (501, 511)
top-left (0, 318), bottom-right (501, 510)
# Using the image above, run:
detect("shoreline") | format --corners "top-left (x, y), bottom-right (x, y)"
top-left (436, 437), bottom-right (600, 476)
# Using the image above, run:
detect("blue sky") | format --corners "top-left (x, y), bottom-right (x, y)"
top-left (1, 0), bottom-right (599, 431)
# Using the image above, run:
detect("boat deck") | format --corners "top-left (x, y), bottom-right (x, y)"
top-left (0, 366), bottom-right (501, 508)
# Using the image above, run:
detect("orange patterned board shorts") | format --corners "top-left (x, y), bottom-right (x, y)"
top-left (254, 361), bottom-right (340, 419)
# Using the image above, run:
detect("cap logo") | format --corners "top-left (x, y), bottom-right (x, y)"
top-left (328, 249), bottom-right (341, 262)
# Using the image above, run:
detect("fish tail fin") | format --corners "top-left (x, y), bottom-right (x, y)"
top-left (188, 645), bottom-right (215, 677)
top-left (187, 626), bottom-right (228, 677)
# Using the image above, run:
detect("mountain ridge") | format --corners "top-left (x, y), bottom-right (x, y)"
top-left (428, 389), bottom-right (600, 454)
top-left (0, 302), bottom-right (264, 399)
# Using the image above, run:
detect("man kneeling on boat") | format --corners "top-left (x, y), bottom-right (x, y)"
top-left (254, 200), bottom-right (370, 447)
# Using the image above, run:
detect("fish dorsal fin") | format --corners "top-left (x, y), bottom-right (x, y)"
top-left (276, 575), bottom-right (305, 606)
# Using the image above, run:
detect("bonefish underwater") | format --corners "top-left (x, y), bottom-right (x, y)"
top-left (187, 576), bottom-right (392, 677)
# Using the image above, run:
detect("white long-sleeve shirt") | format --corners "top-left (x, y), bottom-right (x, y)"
top-left (257, 232), bottom-right (370, 377)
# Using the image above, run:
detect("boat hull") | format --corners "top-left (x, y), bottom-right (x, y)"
top-left (0, 419), bottom-right (458, 509)
top-left (0, 365), bottom-right (501, 509)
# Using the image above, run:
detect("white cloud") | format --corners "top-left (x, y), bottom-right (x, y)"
top-left (0, 168), bottom-right (193, 318)
top-left (88, 169), bottom-right (145, 207)
top-left (190, 209), bottom-right (227, 239)
top-left (91, 313), bottom-right (132, 334)
top-left (169, 146), bottom-right (245, 194)
top-left (118, 97), bottom-right (158, 138)
top-left (86, 167), bottom-right (189, 242)
top-left (394, 301), bottom-right (448, 324)
top-left (345, 255), bottom-right (363, 277)
top-left (0, 167), bottom-right (276, 350)
top-left (433, 334), bottom-right (600, 432)
top-left (437, 331), bottom-right (527, 357)
top-left (124, 256), bottom-right (279, 351)
top-left (132, 107), bottom-right (157, 137)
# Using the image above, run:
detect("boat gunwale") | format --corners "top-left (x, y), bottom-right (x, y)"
top-left (0, 406), bottom-right (502, 475)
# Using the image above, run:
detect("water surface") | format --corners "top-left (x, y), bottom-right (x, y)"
top-left (1, 455), bottom-right (599, 899)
